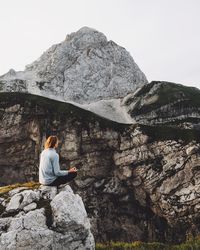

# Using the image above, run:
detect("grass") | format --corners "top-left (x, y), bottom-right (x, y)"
top-left (96, 241), bottom-right (167, 250)
top-left (96, 236), bottom-right (200, 250)
top-left (0, 181), bottom-right (40, 196)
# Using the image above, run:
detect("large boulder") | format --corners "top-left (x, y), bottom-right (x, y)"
top-left (0, 184), bottom-right (95, 250)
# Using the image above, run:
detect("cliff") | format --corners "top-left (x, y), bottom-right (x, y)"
top-left (0, 81), bottom-right (200, 243)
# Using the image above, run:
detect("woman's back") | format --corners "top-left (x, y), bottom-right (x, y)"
top-left (39, 135), bottom-right (77, 186)
top-left (39, 148), bottom-right (60, 185)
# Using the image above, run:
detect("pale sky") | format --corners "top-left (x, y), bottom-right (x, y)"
top-left (0, 0), bottom-right (200, 89)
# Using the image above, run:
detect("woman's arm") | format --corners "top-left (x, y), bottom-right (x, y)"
top-left (52, 154), bottom-right (69, 176)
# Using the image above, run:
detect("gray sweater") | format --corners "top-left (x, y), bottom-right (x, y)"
top-left (39, 148), bottom-right (69, 185)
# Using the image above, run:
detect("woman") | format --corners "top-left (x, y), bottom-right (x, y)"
top-left (39, 135), bottom-right (77, 186)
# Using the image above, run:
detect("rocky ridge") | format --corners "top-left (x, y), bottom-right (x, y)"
top-left (123, 81), bottom-right (200, 128)
top-left (0, 184), bottom-right (95, 250)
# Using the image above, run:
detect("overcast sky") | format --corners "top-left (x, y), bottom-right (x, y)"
top-left (0, 0), bottom-right (199, 89)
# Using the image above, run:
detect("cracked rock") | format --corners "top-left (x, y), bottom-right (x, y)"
top-left (0, 185), bottom-right (95, 250)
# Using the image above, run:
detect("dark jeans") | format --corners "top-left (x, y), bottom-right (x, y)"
top-left (49, 172), bottom-right (77, 187)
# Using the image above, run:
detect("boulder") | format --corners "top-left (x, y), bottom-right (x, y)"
top-left (0, 185), bottom-right (95, 250)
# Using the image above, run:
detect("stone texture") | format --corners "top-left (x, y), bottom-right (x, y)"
top-left (0, 185), bottom-right (95, 250)
top-left (122, 81), bottom-right (200, 128)
top-left (1, 87), bottom-right (200, 244)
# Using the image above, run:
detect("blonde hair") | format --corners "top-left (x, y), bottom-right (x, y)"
top-left (44, 136), bottom-right (58, 149)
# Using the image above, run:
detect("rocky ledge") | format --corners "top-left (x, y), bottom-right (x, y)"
top-left (0, 184), bottom-right (95, 250)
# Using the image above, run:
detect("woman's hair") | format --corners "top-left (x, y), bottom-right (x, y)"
top-left (44, 136), bottom-right (58, 149)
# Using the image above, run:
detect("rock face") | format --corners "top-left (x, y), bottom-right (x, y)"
top-left (0, 27), bottom-right (148, 123)
top-left (122, 81), bottom-right (200, 128)
top-left (0, 184), bottom-right (95, 250)
top-left (0, 82), bottom-right (200, 244)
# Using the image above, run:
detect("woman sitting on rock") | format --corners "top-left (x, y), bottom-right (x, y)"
top-left (39, 135), bottom-right (77, 186)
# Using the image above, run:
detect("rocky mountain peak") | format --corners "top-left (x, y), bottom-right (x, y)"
top-left (0, 27), bottom-right (148, 123)
top-left (64, 26), bottom-right (108, 49)
top-left (24, 26), bottom-right (147, 103)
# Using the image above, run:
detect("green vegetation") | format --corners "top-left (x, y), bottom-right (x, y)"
top-left (96, 241), bottom-right (166, 250)
top-left (155, 82), bottom-right (200, 107)
top-left (139, 81), bottom-right (200, 107)
top-left (96, 236), bottom-right (200, 250)
top-left (132, 81), bottom-right (200, 115)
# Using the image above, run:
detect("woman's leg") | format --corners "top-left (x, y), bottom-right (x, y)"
top-left (49, 172), bottom-right (77, 186)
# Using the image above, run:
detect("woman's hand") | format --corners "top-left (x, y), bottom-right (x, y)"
top-left (68, 167), bottom-right (77, 173)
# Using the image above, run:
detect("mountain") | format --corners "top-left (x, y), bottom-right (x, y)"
top-left (0, 27), bottom-right (148, 123)
top-left (1, 27), bottom-right (200, 244)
